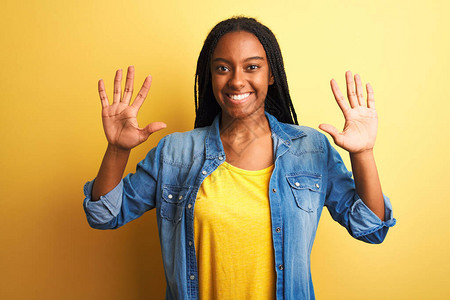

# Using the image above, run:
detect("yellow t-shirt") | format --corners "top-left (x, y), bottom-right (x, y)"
top-left (194, 161), bottom-right (276, 299)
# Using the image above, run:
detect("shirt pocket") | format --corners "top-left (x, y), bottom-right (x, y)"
top-left (160, 185), bottom-right (191, 224)
top-left (286, 174), bottom-right (322, 213)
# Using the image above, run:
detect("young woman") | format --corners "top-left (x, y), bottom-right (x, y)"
top-left (84, 16), bottom-right (396, 299)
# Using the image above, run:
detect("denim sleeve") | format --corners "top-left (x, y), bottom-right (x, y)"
top-left (83, 179), bottom-right (124, 228)
top-left (83, 137), bottom-right (166, 230)
top-left (323, 136), bottom-right (396, 244)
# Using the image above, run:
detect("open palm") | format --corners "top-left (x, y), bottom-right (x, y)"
top-left (319, 71), bottom-right (378, 153)
top-left (98, 66), bottom-right (166, 150)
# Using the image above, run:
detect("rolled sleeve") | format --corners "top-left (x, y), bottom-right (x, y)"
top-left (349, 194), bottom-right (396, 243)
top-left (83, 179), bottom-right (123, 226)
top-left (323, 134), bottom-right (396, 244)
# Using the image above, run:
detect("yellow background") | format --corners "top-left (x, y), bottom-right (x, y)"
top-left (1, 0), bottom-right (449, 299)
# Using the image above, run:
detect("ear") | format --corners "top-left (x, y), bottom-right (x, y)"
top-left (269, 73), bottom-right (275, 85)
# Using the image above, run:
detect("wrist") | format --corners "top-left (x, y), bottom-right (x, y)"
top-left (349, 148), bottom-right (374, 160)
top-left (106, 143), bottom-right (131, 157)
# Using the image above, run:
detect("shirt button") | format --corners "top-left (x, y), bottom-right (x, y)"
top-left (295, 182), bottom-right (300, 187)
top-left (187, 204), bottom-right (192, 209)
top-left (168, 194), bottom-right (173, 199)
top-left (202, 170), bottom-right (207, 175)
top-left (178, 195), bottom-right (183, 200)
top-left (189, 241), bottom-right (193, 246)
top-left (218, 156), bottom-right (224, 160)
top-left (276, 227), bottom-right (281, 233)
top-left (272, 188), bottom-right (277, 193)
top-left (190, 275), bottom-right (195, 280)
top-left (315, 183), bottom-right (320, 189)
top-left (278, 264), bottom-right (284, 270)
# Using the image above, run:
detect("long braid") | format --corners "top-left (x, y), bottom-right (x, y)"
top-left (194, 16), bottom-right (298, 128)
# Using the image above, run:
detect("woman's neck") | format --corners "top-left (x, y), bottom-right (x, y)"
top-left (219, 112), bottom-right (273, 170)
top-left (219, 112), bottom-right (270, 139)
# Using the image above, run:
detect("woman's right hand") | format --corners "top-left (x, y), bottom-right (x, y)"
top-left (98, 66), bottom-right (166, 150)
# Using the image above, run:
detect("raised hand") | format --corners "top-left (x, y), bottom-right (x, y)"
top-left (319, 71), bottom-right (378, 154)
top-left (98, 66), bottom-right (166, 150)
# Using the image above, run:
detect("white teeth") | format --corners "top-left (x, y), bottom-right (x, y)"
top-left (229, 93), bottom-right (250, 100)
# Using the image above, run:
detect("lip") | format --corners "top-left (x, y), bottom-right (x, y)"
top-left (224, 92), bottom-right (253, 104)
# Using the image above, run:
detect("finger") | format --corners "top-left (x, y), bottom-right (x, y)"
top-left (366, 83), bottom-right (375, 108)
top-left (139, 122), bottom-right (167, 142)
top-left (98, 79), bottom-right (109, 108)
top-left (318, 123), bottom-right (343, 145)
top-left (355, 74), bottom-right (365, 106)
top-left (145, 122), bottom-right (167, 134)
top-left (131, 75), bottom-right (152, 110)
top-left (345, 71), bottom-right (359, 108)
top-left (122, 65), bottom-right (135, 104)
top-left (330, 79), bottom-right (350, 115)
top-left (113, 69), bottom-right (122, 104)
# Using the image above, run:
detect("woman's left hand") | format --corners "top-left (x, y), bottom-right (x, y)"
top-left (319, 71), bottom-right (378, 154)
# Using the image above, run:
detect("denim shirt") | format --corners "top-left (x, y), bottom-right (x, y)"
top-left (83, 112), bottom-right (396, 300)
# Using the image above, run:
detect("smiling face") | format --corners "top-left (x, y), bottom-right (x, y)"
top-left (210, 31), bottom-right (274, 123)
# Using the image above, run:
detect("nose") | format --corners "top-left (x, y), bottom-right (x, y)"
top-left (227, 70), bottom-right (245, 90)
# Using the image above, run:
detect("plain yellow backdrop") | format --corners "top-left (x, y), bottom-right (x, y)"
top-left (1, 0), bottom-right (449, 299)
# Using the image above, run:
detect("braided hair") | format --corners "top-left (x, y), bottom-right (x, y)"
top-left (194, 16), bottom-right (298, 128)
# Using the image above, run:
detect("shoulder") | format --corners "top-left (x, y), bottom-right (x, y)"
top-left (155, 127), bottom-right (209, 159)
top-left (267, 112), bottom-right (327, 145)
top-left (286, 123), bottom-right (324, 138)
top-left (278, 121), bottom-right (328, 142)
top-left (278, 122), bottom-right (330, 154)
top-left (163, 126), bottom-right (209, 143)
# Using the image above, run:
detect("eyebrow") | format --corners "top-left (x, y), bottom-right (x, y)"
top-left (212, 56), bottom-right (265, 63)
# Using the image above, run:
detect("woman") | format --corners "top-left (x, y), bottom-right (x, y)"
top-left (84, 16), bottom-right (396, 299)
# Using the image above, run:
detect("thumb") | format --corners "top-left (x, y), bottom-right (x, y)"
top-left (145, 122), bottom-right (167, 134)
top-left (140, 122), bottom-right (167, 141)
top-left (318, 123), bottom-right (341, 143)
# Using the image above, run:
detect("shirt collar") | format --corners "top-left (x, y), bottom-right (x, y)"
top-left (205, 114), bottom-right (225, 159)
top-left (205, 112), bottom-right (307, 159)
top-left (265, 112), bottom-right (307, 145)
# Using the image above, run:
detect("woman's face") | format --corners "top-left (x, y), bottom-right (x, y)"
top-left (210, 31), bottom-right (274, 122)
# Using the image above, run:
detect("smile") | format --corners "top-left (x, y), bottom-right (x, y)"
top-left (226, 93), bottom-right (251, 101)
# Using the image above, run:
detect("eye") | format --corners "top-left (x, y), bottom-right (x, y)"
top-left (247, 64), bottom-right (260, 71)
top-left (215, 65), bottom-right (229, 73)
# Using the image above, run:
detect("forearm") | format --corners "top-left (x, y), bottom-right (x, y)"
top-left (350, 149), bottom-right (385, 221)
top-left (91, 144), bottom-right (131, 201)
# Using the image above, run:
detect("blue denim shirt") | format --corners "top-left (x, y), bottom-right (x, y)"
top-left (83, 112), bottom-right (396, 299)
